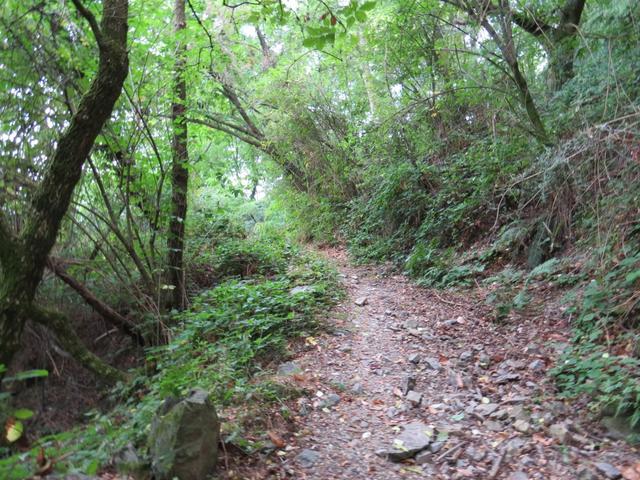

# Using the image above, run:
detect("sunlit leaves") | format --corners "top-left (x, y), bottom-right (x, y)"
top-left (301, 0), bottom-right (377, 50)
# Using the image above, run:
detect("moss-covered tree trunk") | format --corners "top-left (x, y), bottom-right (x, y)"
top-left (0, 0), bottom-right (129, 379)
top-left (167, 0), bottom-right (189, 310)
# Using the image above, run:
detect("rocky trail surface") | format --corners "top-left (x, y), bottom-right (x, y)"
top-left (229, 248), bottom-right (639, 480)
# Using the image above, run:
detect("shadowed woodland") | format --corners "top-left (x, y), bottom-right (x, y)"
top-left (0, 0), bottom-right (639, 478)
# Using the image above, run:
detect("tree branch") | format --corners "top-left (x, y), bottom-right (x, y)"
top-left (70, 0), bottom-right (104, 48)
top-left (47, 257), bottom-right (144, 346)
top-left (29, 303), bottom-right (126, 383)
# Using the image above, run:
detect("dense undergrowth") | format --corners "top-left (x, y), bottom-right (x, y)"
top-left (0, 215), bottom-right (341, 478)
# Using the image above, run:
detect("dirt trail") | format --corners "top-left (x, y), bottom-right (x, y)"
top-left (238, 248), bottom-right (639, 480)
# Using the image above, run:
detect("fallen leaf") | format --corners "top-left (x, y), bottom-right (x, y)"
top-left (622, 464), bottom-right (640, 480)
top-left (267, 431), bottom-right (286, 448)
top-left (292, 373), bottom-right (307, 382)
top-left (532, 433), bottom-right (553, 446)
top-left (457, 468), bottom-right (474, 477)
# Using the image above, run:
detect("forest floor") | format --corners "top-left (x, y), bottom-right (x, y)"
top-left (226, 247), bottom-right (640, 480)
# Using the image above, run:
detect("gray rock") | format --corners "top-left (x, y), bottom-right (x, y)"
top-left (491, 409), bottom-right (509, 420)
top-left (577, 467), bottom-right (599, 480)
top-left (278, 361), bottom-right (301, 375)
top-left (386, 406), bottom-right (399, 418)
top-left (299, 402), bottom-right (310, 416)
top-left (430, 441), bottom-right (444, 453)
top-left (384, 422), bottom-right (433, 461)
top-left (115, 443), bottom-right (145, 475)
top-left (352, 382), bottom-right (364, 395)
top-left (425, 357), bottom-right (441, 371)
top-left (415, 450), bottom-right (433, 464)
top-left (505, 437), bottom-right (526, 454)
top-left (408, 353), bottom-right (421, 364)
top-left (547, 401), bottom-right (568, 416)
top-left (513, 419), bottom-right (531, 433)
top-left (321, 393), bottom-right (341, 408)
top-left (520, 455), bottom-right (536, 467)
top-left (548, 423), bottom-right (571, 443)
top-left (404, 318), bottom-right (419, 329)
top-left (508, 472), bottom-right (528, 480)
top-left (495, 373), bottom-right (521, 384)
top-left (354, 296), bottom-right (368, 306)
top-left (475, 403), bottom-right (499, 417)
top-left (593, 462), bottom-right (622, 479)
top-left (528, 359), bottom-right (546, 372)
top-left (484, 420), bottom-right (503, 431)
top-left (465, 446), bottom-right (485, 462)
top-left (478, 354), bottom-right (491, 368)
top-left (400, 375), bottom-right (416, 395)
top-left (508, 405), bottom-right (530, 421)
top-left (459, 351), bottom-right (473, 362)
top-left (290, 285), bottom-right (314, 295)
top-left (407, 328), bottom-right (422, 338)
top-left (443, 318), bottom-right (463, 328)
top-left (149, 389), bottom-right (220, 480)
top-left (297, 449), bottom-right (320, 468)
top-left (525, 343), bottom-right (542, 355)
top-left (406, 390), bottom-right (423, 407)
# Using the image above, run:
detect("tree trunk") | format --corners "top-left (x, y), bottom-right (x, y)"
top-left (477, 1), bottom-right (550, 143)
top-left (495, 0), bottom-right (587, 91)
top-left (0, 0), bottom-right (129, 379)
top-left (547, 0), bottom-right (587, 91)
top-left (167, 0), bottom-right (190, 310)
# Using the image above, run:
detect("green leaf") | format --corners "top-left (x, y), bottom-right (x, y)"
top-left (13, 409), bottom-right (34, 420)
top-left (451, 412), bottom-right (465, 421)
top-left (355, 10), bottom-right (367, 22)
top-left (5, 420), bottom-right (23, 443)
top-left (360, 1), bottom-right (377, 11)
top-left (302, 37), bottom-right (317, 48)
top-left (624, 270), bottom-right (640, 284)
top-left (4, 369), bottom-right (49, 382)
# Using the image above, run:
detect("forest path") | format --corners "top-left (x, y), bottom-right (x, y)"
top-left (238, 247), bottom-right (637, 480)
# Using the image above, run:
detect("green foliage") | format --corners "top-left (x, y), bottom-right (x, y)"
top-left (552, 242), bottom-right (640, 430)
top-left (0, 367), bottom-right (48, 452)
top-left (0, 243), bottom-right (341, 477)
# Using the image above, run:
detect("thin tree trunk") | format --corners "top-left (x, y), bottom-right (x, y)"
top-left (167, 0), bottom-right (189, 310)
top-left (478, 1), bottom-right (550, 143)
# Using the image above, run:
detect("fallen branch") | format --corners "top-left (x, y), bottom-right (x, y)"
top-left (47, 257), bottom-right (145, 346)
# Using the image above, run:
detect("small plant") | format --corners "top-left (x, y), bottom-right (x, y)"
top-left (1, 366), bottom-right (48, 446)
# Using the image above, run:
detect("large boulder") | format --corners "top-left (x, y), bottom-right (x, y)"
top-left (149, 389), bottom-right (221, 480)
